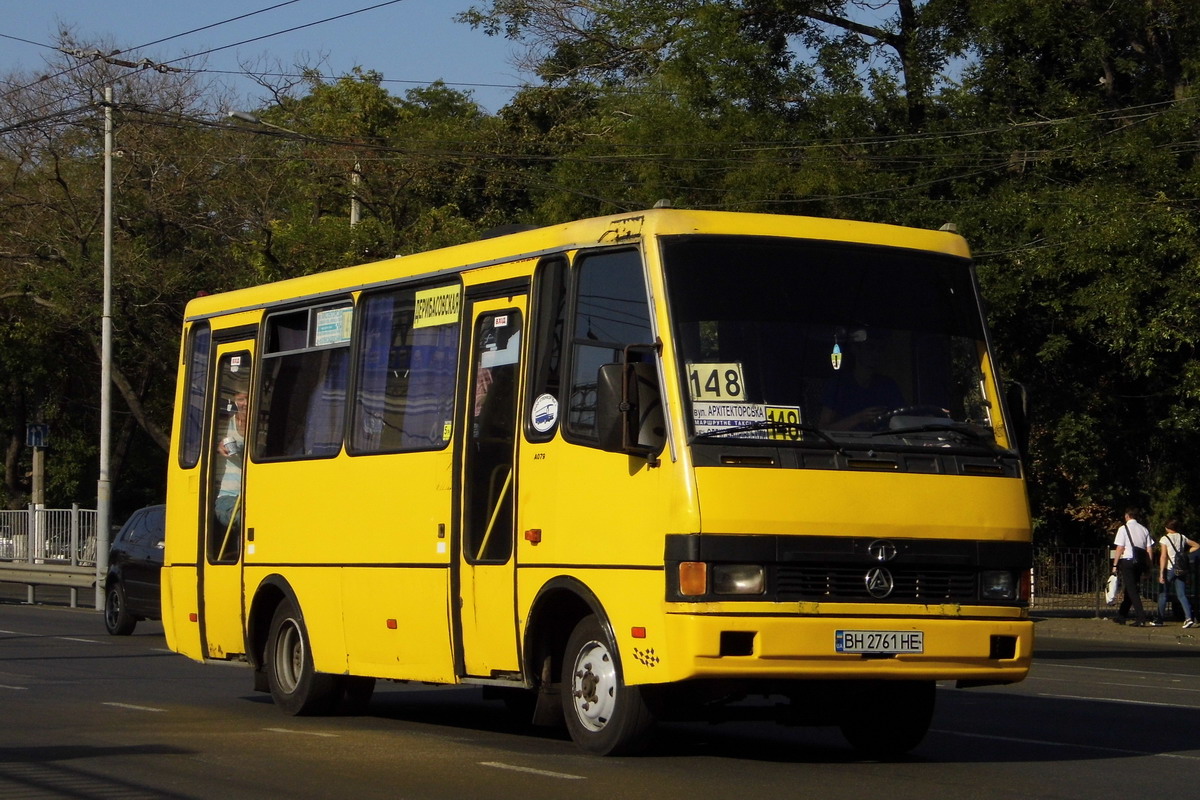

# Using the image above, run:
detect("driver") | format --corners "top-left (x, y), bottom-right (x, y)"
top-left (819, 330), bottom-right (904, 431)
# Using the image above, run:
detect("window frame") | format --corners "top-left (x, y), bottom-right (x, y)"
top-left (345, 279), bottom-right (464, 457)
top-left (253, 298), bottom-right (354, 463)
top-left (178, 321), bottom-right (211, 469)
top-left (559, 246), bottom-right (655, 447)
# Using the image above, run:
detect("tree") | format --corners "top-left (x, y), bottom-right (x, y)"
top-left (0, 39), bottom-right (253, 511)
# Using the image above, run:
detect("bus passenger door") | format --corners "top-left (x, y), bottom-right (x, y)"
top-left (200, 340), bottom-right (254, 659)
top-left (457, 293), bottom-right (526, 677)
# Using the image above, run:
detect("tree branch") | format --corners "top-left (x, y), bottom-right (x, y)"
top-left (0, 291), bottom-right (171, 452)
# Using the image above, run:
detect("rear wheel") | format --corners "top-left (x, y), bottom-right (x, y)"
top-left (265, 600), bottom-right (341, 715)
top-left (561, 615), bottom-right (655, 755)
top-left (104, 580), bottom-right (136, 636)
top-left (838, 680), bottom-right (935, 759)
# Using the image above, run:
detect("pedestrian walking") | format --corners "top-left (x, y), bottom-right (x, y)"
top-left (1112, 507), bottom-right (1155, 626)
top-left (1157, 518), bottom-right (1200, 627)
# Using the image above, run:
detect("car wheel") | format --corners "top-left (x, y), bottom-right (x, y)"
top-left (265, 600), bottom-right (342, 716)
top-left (104, 580), bottom-right (137, 635)
top-left (561, 615), bottom-right (655, 755)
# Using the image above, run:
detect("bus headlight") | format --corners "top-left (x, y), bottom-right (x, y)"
top-left (981, 570), bottom-right (1016, 601)
top-left (712, 564), bottom-right (765, 595)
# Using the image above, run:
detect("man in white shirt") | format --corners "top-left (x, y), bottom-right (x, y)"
top-left (1112, 507), bottom-right (1155, 626)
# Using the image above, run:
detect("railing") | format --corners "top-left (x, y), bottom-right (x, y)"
top-left (0, 524), bottom-right (1183, 617)
top-left (0, 505), bottom-right (99, 608)
top-left (1032, 545), bottom-right (1200, 618)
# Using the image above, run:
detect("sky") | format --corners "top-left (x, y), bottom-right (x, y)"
top-left (0, 0), bottom-right (529, 114)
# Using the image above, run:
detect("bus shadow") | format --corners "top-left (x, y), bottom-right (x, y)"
top-left (325, 684), bottom-right (1200, 764)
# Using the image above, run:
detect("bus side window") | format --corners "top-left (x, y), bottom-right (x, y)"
top-left (209, 354), bottom-right (250, 563)
top-left (256, 303), bottom-right (351, 460)
top-left (525, 257), bottom-right (567, 442)
top-left (350, 284), bottom-right (460, 454)
top-left (179, 322), bottom-right (211, 468)
top-left (565, 250), bottom-right (653, 441)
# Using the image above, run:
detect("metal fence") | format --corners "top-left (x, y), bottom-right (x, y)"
top-left (0, 505), bottom-right (97, 566)
top-left (1031, 545), bottom-right (1200, 618)
top-left (0, 517), bottom-right (1179, 617)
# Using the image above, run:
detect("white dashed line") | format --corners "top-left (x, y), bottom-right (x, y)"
top-left (264, 728), bottom-right (340, 738)
top-left (102, 702), bottom-right (167, 712)
top-left (479, 762), bottom-right (586, 780)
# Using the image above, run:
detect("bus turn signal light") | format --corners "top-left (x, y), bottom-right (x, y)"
top-left (679, 561), bottom-right (708, 596)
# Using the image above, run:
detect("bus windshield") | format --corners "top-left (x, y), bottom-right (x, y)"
top-left (661, 235), bottom-right (1004, 452)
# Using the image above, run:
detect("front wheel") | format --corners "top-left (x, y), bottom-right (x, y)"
top-left (265, 600), bottom-right (342, 716)
top-left (839, 680), bottom-right (935, 759)
top-left (561, 615), bottom-right (655, 755)
top-left (104, 580), bottom-right (137, 635)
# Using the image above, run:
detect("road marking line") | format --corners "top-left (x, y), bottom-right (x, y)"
top-left (479, 762), bottom-right (586, 780)
top-left (103, 702), bottom-right (166, 712)
top-left (937, 729), bottom-right (1200, 761)
top-left (1036, 692), bottom-right (1181, 709)
top-left (0, 629), bottom-right (109, 645)
top-left (0, 684), bottom-right (28, 690)
top-left (1035, 662), bottom-right (1198, 680)
top-left (264, 728), bottom-right (340, 738)
top-left (1032, 677), bottom-right (1200, 694)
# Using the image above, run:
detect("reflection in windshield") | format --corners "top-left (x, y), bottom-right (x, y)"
top-left (662, 235), bottom-right (1002, 451)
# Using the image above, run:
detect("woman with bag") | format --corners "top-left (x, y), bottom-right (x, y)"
top-left (1157, 519), bottom-right (1200, 628)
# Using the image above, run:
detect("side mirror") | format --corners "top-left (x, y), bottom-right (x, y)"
top-left (596, 360), bottom-right (665, 463)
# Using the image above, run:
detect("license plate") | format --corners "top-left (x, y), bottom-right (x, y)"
top-left (836, 629), bottom-right (924, 654)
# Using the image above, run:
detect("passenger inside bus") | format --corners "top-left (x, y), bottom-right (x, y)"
top-left (214, 391), bottom-right (247, 527)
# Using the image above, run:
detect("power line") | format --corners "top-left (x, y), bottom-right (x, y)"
top-left (131, 0), bottom-right (306, 53)
top-left (158, 0), bottom-right (409, 66)
top-left (0, 1), bottom-right (399, 107)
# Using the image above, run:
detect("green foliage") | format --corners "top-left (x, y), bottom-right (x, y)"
top-left (5, 3), bottom-right (1200, 542)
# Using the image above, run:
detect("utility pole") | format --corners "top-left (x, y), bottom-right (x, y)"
top-left (229, 111), bottom-right (362, 226)
top-left (96, 87), bottom-right (113, 608)
top-left (350, 158), bottom-right (362, 227)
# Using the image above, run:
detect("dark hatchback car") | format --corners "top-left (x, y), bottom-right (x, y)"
top-left (104, 504), bottom-right (165, 635)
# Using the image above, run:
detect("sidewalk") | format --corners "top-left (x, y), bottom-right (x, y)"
top-left (1034, 613), bottom-right (1200, 647)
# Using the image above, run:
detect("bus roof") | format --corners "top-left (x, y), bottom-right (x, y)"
top-left (183, 208), bottom-right (970, 322)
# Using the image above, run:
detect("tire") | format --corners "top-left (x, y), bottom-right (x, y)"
top-left (104, 579), bottom-right (137, 636)
top-left (561, 615), bottom-right (655, 756)
top-left (265, 600), bottom-right (342, 716)
top-left (839, 680), bottom-right (935, 759)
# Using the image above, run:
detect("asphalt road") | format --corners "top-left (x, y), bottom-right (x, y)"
top-left (1, 601), bottom-right (1198, 800)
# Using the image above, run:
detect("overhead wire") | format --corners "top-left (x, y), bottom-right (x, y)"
top-left (0, 0), bottom-right (407, 116)
top-left (157, 0), bottom-right (409, 67)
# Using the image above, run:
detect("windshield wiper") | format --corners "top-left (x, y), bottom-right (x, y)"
top-left (695, 420), bottom-right (845, 453)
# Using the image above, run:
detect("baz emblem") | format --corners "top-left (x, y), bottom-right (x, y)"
top-left (865, 567), bottom-right (895, 599)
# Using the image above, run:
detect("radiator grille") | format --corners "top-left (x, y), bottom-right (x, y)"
top-left (775, 565), bottom-right (978, 602)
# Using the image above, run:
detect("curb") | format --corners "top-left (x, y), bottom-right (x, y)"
top-left (1034, 615), bottom-right (1200, 647)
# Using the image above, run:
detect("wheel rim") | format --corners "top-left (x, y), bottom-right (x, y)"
top-left (105, 587), bottom-right (121, 627)
top-left (273, 617), bottom-right (303, 694)
top-left (570, 638), bottom-right (618, 732)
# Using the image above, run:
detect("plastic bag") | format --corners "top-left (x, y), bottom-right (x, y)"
top-left (1105, 573), bottom-right (1119, 605)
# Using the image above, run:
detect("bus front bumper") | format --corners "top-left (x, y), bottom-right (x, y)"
top-left (648, 608), bottom-right (1033, 686)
